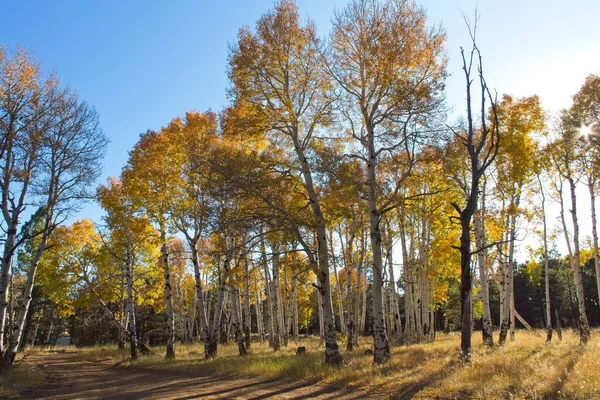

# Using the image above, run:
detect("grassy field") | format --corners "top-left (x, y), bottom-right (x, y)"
top-left (15, 329), bottom-right (600, 399)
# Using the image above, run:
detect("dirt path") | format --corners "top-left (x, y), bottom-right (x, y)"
top-left (23, 351), bottom-right (369, 399)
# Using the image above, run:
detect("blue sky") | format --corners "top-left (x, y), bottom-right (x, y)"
top-left (1, 0), bottom-right (599, 249)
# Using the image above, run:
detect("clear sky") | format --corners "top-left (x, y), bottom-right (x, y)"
top-left (1, 0), bottom-right (599, 258)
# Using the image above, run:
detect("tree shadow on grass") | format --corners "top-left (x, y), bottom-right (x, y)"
top-left (546, 347), bottom-right (582, 400)
top-left (389, 359), bottom-right (461, 400)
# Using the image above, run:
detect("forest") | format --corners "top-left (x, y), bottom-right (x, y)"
top-left (1, 0), bottom-right (599, 398)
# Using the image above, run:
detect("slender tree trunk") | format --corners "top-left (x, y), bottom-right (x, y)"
top-left (118, 266), bottom-right (126, 350)
top-left (339, 226), bottom-right (354, 351)
top-left (243, 252), bottom-right (251, 350)
top-left (566, 177), bottom-right (591, 343)
top-left (230, 287), bottom-right (247, 356)
top-left (126, 245), bottom-right (138, 360)
top-left (353, 230), bottom-right (364, 347)
top-left (589, 180), bottom-right (600, 311)
top-left (206, 290), bottom-right (213, 333)
top-left (330, 231), bottom-right (345, 335)
top-left (538, 177), bottom-right (552, 343)
top-left (508, 197), bottom-right (520, 343)
top-left (254, 273), bottom-right (264, 342)
top-left (474, 184), bottom-right (493, 346)
top-left (459, 212), bottom-right (473, 360)
top-left (1, 228), bottom-right (49, 370)
top-left (366, 128), bottom-right (390, 364)
top-left (291, 270), bottom-right (298, 339)
top-left (260, 232), bottom-right (274, 346)
top-left (499, 208), bottom-right (517, 345)
top-left (498, 221), bottom-right (506, 328)
top-left (282, 259), bottom-right (290, 346)
top-left (265, 267), bottom-right (274, 346)
top-left (293, 138), bottom-right (342, 364)
top-left (399, 216), bottom-right (414, 344)
top-left (271, 248), bottom-right (282, 351)
top-left (317, 275), bottom-right (324, 342)
top-left (206, 250), bottom-right (231, 358)
top-left (190, 240), bottom-right (209, 343)
top-left (384, 219), bottom-right (403, 345)
top-left (361, 267), bottom-right (367, 335)
top-left (554, 308), bottom-right (563, 341)
top-left (160, 230), bottom-right (176, 359)
top-left (0, 223), bottom-right (18, 355)
top-left (388, 241), bottom-right (402, 345)
top-left (346, 254), bottom-right (354, 351)
top-left (176, 278), bottom-right (186, 342)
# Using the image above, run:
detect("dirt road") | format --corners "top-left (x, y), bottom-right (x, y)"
top-left (23, 351), bottom-right (368, 399)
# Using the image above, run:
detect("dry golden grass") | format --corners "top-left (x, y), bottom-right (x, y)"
top-left (0, 354), bottom-right (47, 399)
top-left (42, 329), bottom-right (600, 399)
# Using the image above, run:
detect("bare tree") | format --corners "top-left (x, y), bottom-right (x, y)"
top-left (0, 48), bottom-right (58, 351)
top-left (451, 20), bottom-right (499, 361)
top-left (2, 88), bottom-right (107, 370)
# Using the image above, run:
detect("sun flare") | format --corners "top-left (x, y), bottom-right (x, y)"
top-left (578, 123), bottom-right (593, 138)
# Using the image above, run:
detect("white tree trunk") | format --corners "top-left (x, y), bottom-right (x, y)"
top-left (589, 180), bottom-right (600, 312)
top-left (191, 240), bottom-right (209, 343)
top-left (230, 287), bottom-right (247, 356)
top-left (253, 272), bottom-right (264, 342)
top-left (474, 197), bottom-right (493, 346)
top-left (1, 227), bottom-right (49, 369)
top-left (243, 252), bottom-right (251, 349)
top-left (330, 231), bottom-right (346, 335)
top-left (271, 248), bottom-right (283, 351)
top-left (205, 244), bottom-right (233, 358)
top-left (291, 270), bottom-right (298, 339)
top-left (317, 275), bottom-right (324, 341)
top-left (567, 177), bottom-right (591, 343)
top-left (161, 230), bottom-right (176, 359)
top-left (126, 245), bottom-right (138, 359)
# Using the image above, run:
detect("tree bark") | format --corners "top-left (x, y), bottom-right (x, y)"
top-left (291, 270), bottom-right (298, 340)
top-left (366, 124), bottom-right (390, 364)
top-left (459, 207), bottom-right (474, 360)
top-left (0, 224), bottom-right (18, 355)
top-left (190, 238), bottom-right (209, 343)
top-left (271, 247), bottom-right (282, 351)
top-left (538, 176), bottom-right (552, 343)
top-left (161, 229), bottom-right (176, 359)
top-left (1, 226), bottom-right (49, 370)
top-left (260, 234), bottom-right (274, 347)
top-left (589, 180), bottom-right (600, 313)
top-left (317, 275), bottom-right (324, 342)
top-left (243, 251), bottom-right (251, 350)
top-left (254, 272), bottom-right (264, 342)
top-left (330, 230), bottom-right (345, 335)
top-left (554, 308), bottom-right (563, 341)
top-left (383, 218), bottom-right (403, 345)
top-left (566, 177), bottom-right (591, 343)
top-left (353, 226), bottom-right (365, 347)
top-left (230, 286), bottom-right (247, 356)
top-left (125, 244), bottom-right (138, 360)
top-left (293, 138), bottom-right (342, 364)
top-left (499, 209), bottom-right (517, 345)
top-left (474, 189), bottom-right (493, 346)
top-left (338, 226), bottom-right (354, 351)
top-left (205, 247), bottom-right (232, 358)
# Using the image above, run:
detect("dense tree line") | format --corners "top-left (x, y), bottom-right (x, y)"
top-left (1, 0), bottom-right (599, 372)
